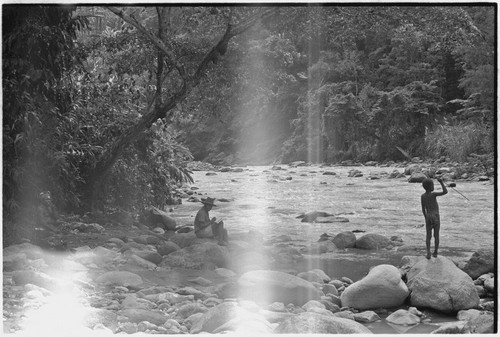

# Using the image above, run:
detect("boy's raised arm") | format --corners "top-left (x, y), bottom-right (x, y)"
top-left (435, 178), bottom-right (448, 196)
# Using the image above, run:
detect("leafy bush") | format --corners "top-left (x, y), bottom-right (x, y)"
top-left (424, 122), bottom-right (493, 162)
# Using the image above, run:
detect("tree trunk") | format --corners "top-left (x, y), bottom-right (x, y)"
top-left (83, 7), bottom-right (276, 211)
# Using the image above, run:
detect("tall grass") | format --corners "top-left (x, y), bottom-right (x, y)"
top-left (424, 122), bottom-right (493, 162)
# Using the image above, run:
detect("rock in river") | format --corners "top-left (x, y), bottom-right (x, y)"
top-left (406, 256), bottom-right (479, 312)
top-left (340, 264), bottom-right (409, 310)
top-left (462, 249), bottom-right (495, 279)
top-left (355, 233), bottom-right (391, 250)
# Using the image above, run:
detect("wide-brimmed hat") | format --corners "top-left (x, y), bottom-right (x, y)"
top-left (201, 197), bottom-right (217, 206)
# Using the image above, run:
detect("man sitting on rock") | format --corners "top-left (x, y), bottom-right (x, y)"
top-left (194, 197), bottom-right (228, 246)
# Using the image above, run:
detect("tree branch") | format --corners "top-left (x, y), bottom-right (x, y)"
top-left (86, 7), bottom-right (277, 210)
top-left (105, 6), bottom-right (187, 81)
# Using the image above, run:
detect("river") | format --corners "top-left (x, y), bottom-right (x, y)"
top-left (172, 165), bottom-right (494, 280)
top-left (170, 164), bottom-right (494, 333)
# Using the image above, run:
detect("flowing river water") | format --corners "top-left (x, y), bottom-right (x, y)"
top-left (174, 165), bottom-right (494, 266)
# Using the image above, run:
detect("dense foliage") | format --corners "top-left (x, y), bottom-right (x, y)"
top-left (183, 6), bottom-right (494, 165)
top-left (3, 5), bottom-right (495, 243)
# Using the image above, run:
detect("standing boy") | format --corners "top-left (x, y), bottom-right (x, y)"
top-left (421, 178), bottom-right (448, 259)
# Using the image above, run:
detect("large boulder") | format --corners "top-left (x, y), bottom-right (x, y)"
top-left (355, 234), bottom-right (391, 250)
top-left (340, 264), bottom-right (409, 310)
top-left (274, 312), bottom-right (372, 334)
top-left (406, 256), bottom-right (479, 312)
top-left (462, 250), bottom-right (495, 279)
top-left (238, 270), bottom-right (322, 306)
top-left (160, 242), bottom-right (229, 269)
top-left (332, 232), bottom-right (357, 249)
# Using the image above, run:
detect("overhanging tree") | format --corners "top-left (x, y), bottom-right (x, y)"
top-left (82, 6), bottom-right (277, 210)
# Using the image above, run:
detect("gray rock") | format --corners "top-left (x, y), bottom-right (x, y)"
top-left (321, 299), bottom-right (341, 313)
top-left (157, 241), bottom-right (181, 256)
top-left (386, 309), bottom-right (420, 325)
top-left (406, 256), bottom-right (479, 312)
top-left (329, 279), bottom-right (345, 289)
top-left (462, 250), bottom-right (495, 279)
top-left (332, 232), bottom-right (357, 249)
top-left (188, 276), bottom-right (212, 286)
top-left (475, 285), bottom-right (487, 298)
top-left (340, 264), bottom-right (409, 310)
top-left (121, 294), bottom-right (156, 310)
top-left (215, 267), bottom-right (236, 278)
top-left (484, 277), bottom-right (494, 292)
top-left (169, 232), bottom-right (197, 248)
top-left (404, 164), bottom-right (422, 175)
top-left (144, 207), bottom-right (177, 231)
top-left (302, 300), bottom-right (325, 311)
top-left (189, 302), bottom-right (242, 334)
top-left (82, 308), bottom-right (118, 333)
top-left (3, 242), bottom-right (45, 260)
top-left (267, 302), bottom-right (287, 312)
top-left (332, 310), bottom-right (355, 320)
top-left (408, 172), bottom-right (427, 183)
top-left (464, 311), bottom-right (495, 333)
top-left (177, 286), bottom-right (212, 300)
top-left (308, 269), bottom-right (331, 282)
top-left (126, 254), bottom-right (157, 270)
top-left (3, 252), bottom-right (29, 272)
top-left (161, 242), bottom-right (229, 269)
top-left (355, 234), bottom-right (391, 250)
top-left (431, 321), bottom-right (469, 334)
top-left (297, 211), bottom-right (334, 223)
top-left (303, 240), bottom-right (338, 254)
top-left (135, 251), bottom-right (162, 265)
top-left (238, 269), bottom-right (322, 306)
top-left (175, 302), bottom-right (207, 319)
top-left (297, 271), bottom-right (324, 283)
top-left (322, 283), bottom-right (339, 296)
top-left (457, 308), bottom-right (482, 321)
top-left (274, 312), bottom-right (372, 333)
top-left (118, 308), bottom-right (168, 326)
top-left (211, 311), bottom-right (274, 334)
top-left (353, 311), bottom-right (381, 323)
top-left (327, 294), bottom-right (342, 307)
top-left (12, 270), bottom-right (59, 291)
top-left (142, 292), bottom-right (192, 305)
top-left (95, 271), bottom-right (143, 287)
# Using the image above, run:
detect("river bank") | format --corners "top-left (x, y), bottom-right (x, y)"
top-left (3, 163), bottom-right (495, 334)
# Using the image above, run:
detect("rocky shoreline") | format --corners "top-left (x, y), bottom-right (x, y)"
top-left (3, 224), bottom-right (495, 334)
top-left (3, 161), bottom-right (494, 334)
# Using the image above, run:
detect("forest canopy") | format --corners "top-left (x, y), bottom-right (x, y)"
top-left (3, 5), bottom-right (495, 237)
